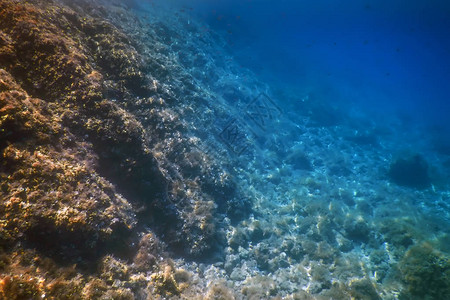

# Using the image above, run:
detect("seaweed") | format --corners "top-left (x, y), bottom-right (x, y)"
top-left (398, 242), bottom-right (450, 300)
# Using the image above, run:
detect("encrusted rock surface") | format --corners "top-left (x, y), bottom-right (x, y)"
top-left (1, 0), bottom-right (449, 299)
top-left (0, 0), bottom-right (246, 298)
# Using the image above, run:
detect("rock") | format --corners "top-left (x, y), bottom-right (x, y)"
top-left (398, 242), bottom-right (450, 299)
top-left (388, 154), bottom-right (431, 189)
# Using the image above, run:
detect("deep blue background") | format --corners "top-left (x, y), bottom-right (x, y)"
top-left (142, 0), bottom-right (450, 131)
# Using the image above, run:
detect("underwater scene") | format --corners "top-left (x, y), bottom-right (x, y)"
top-left (0, 0), bottom-right (449, 299)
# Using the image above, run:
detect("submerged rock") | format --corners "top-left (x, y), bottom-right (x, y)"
top-left (1, 0), bottom-right (448, 299)
top-left (0, 69), bottom-right (136, 261)
top-left (388, 154), bottom-right (431, 189)
top-left (0, 0), bottom-right (250, 297)
top-left (399, 242), bottom-right (450, 299)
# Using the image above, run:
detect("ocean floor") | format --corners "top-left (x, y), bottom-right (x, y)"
top-left (0, 0), bottom-right (449, 299)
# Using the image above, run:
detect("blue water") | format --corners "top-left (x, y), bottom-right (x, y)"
top-left (121, 1), bottom-right (450, 297)
top-left (147, 0), bottom-right (450, 132)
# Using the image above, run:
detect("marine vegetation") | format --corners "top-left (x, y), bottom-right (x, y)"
top-left (0, 0), bottom-right (449, 299)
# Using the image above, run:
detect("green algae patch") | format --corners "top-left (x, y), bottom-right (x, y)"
top-left (349, 279), bottom-right (381, 300)
top-left (398, 242), bottom-right (450, 300)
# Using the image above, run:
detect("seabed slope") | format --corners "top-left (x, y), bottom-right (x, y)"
top-left (0, 0), bottom-right (449, 299)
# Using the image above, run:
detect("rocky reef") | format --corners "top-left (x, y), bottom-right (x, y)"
top-left (1, 0), bottom-right (449, 299)
top-left (0, 0), bottom-right (247, 297)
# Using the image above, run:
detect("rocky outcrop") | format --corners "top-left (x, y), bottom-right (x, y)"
top-left (0, 0), bottom-right (249, 298)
